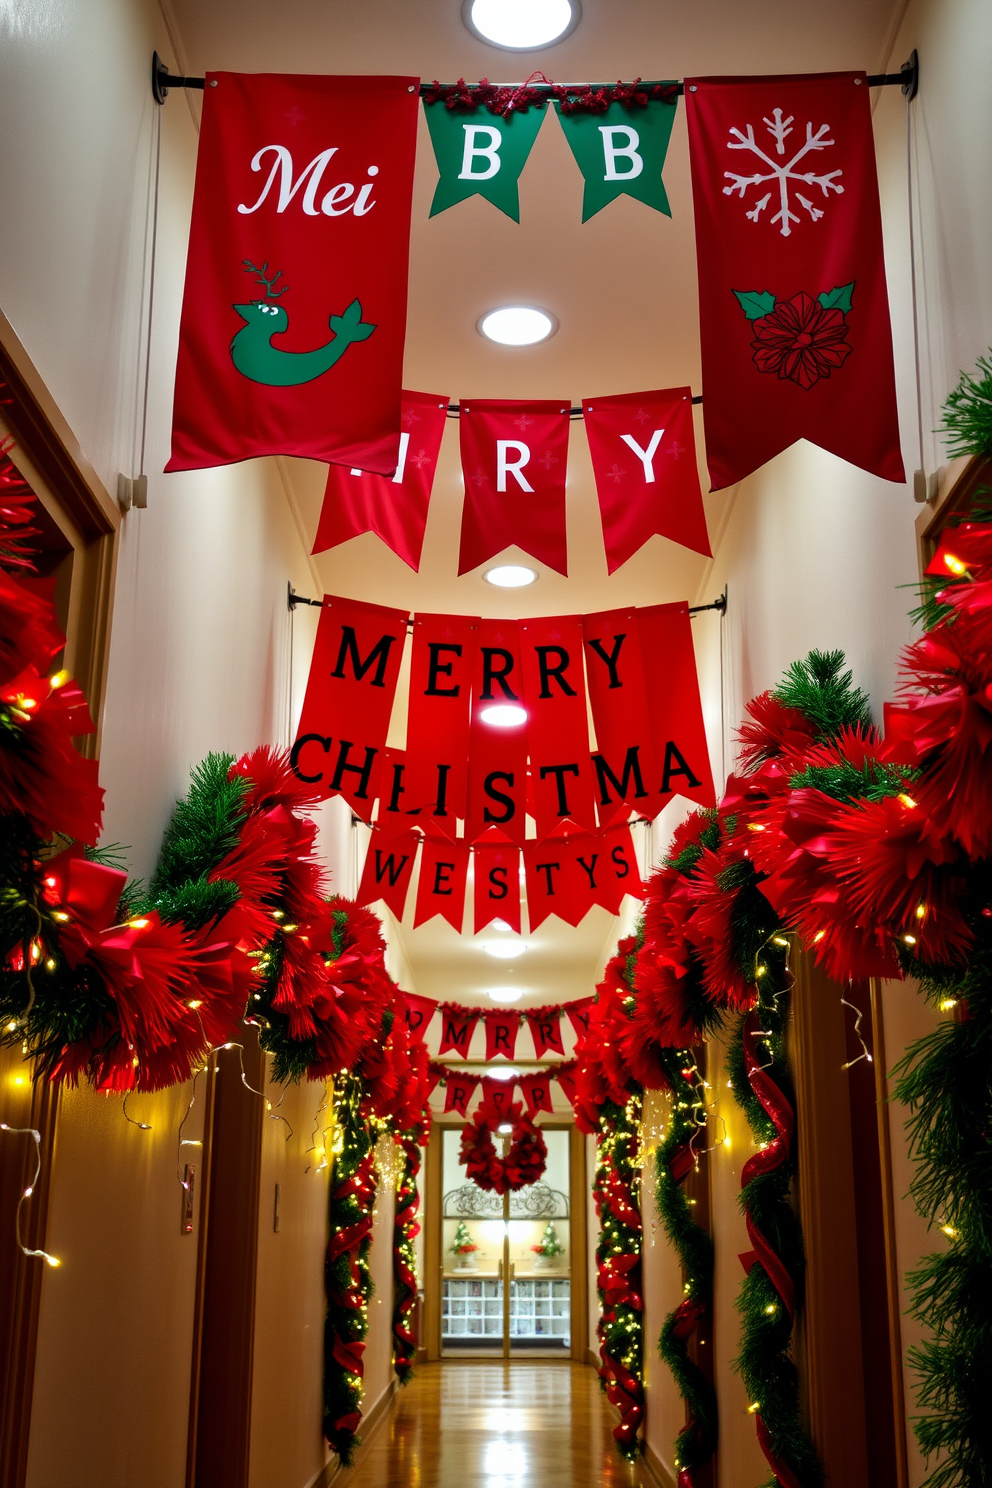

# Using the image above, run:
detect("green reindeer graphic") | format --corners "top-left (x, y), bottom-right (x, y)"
top-left (230, 261), bottom-right (376, 387)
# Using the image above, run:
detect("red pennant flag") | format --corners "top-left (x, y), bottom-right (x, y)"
top-left (373, 749), bottom-right (422, 837)
top-left (519, 1071), bottom-right (554, 1118)
top-left (443, 1072), bottom-right (479, 1116)
top-left (637, 603), bottom-right (716, 810)
top-left (312, 391), bottom-right (448, 569)
top-left (564, 998), bottom-right (594, 1040)
top-left (167, 73), bottom-right (419, 475)
top-left (555, 1067), bottom-right (578, 1107)
top-left (582, 389), bottom-right (711, 571)
top-left (523, 827), bottom-right (594, 931)
top-left (525, 1009), bottom-right (565, 1059)
top-left (483, 1010), bottom-right (520, 1062)
top-left (403, 993), bottom-right (438, 1043)
top-left (596, 823), bottom-right (645, 913)
top-left (292, 595), bottom-right (408, 818)
top-left (458, 400), bottom-right (571, 576)
top-left (582, 606), bottom-right (660, 823)
top-left (356, 827), bottom-right (420, 918)
top-left (685, 72), bottom-right (904, 490)
top-left (519, 615), bottom-right (597, 836)
top-left (405, 613), bottom-right (478, 819)
top-left (472, 829), bottom-right (522, 934)
top-left (414, 836), bottom-right (470, 931)
top-left (465, 620), bottom-right (528, 849)
top-left (426, 1063), bottom-right (445, 1098)
top-left (480, 1077), bottom-right (517, 1118)
top-left (438, 1007), bottom-right (481, 1058)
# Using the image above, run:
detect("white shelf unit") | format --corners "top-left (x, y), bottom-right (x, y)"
top-left (442, 1278), bottom-right (504, 1341)
top-left (509, 1279), bottom-right (570, 1344)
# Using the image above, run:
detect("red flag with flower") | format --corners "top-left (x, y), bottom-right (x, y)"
top-left (685, 72), bottom-right (903, 490)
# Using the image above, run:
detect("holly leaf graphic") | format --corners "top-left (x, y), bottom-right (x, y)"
top-left (733, 289), bottom-right (777, 321)
top-left (818, 282), bottom-right (855, 314)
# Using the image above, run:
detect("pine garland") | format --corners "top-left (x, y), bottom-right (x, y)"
top-left (941, 349), bottom-right (992, 459)
top-left (594, 1094), bottom-right (645, 1461)
top-left (392, 1135), bottom-right (422, 1385)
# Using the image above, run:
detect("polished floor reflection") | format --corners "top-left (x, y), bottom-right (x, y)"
top-left (340, 1362), bottom-right (654, 1487)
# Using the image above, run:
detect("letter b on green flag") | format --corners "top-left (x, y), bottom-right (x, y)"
top-left (424, 103), bottom-right (547, 222)
top-left (556, 98), bottom-right (678, 222)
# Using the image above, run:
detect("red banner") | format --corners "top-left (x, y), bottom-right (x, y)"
top-left (465, 620), bottom-right (528, 849)
top-left (403, 993), bottom-right (438, 1043)
top-left (373, 749), bottom-right (421, 836)
top-left (443, 1072), bottom-right (479, 1116)
top-left (519, 1071), bottom-right (554, 1118)
top-left (637, 603), bottom-right (716, 810)
top-left (564, 998), bottom-right (594, 1040)
top-left (356, 826), bottom-right (419, 918)
top-left (458, 400), bottom-right (571, 576)
top-left (583, 389), bottom-right (711, 571)
top-left (525, 1009), bottom-right (565, 1059)
top-left (483, 1010), bottom-right (520, 1062)
top-left (405, 613), bottom-right (478, 820)
top-left (312, 391), bottom-right (448, 569)
top-left (413, 836), bottom-right (470, 931)
top-left (596, 823), bottom-right (645, 913)
top-left (438, 1008), bottom-right (480, 1057)
top-left (293, 595), bottom-right (407, 817)
top-left (167, 74), bottom-right (419, 475)
top-left (473, 829), bottom-right (522, 934)
top-left (519, 615), bottom-right (597, 837)
top-left (480, 1077), bottom-right (517, 1119)
top-left (583, 606), bottom-right (660, 823)
top-left (556, 1067), bottom-right (578, 1107)
top-left (685, 72), bottom-right (903, 490)
top-left (523, 823), bottom-right (642, 928)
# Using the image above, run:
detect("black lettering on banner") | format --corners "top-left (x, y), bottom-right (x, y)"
top-left (611, 844), bottom-right (631, 879)
top-left (535, 645), bottom-right (577, 698)
top-left (432, 860), bottom-right (455, 895)
top-left (538, 1022), bottom-right (555, 1047)
top-left (385, 759), bottom-right (420, 816)
top-left (481, 648), bottom-right (519, 701)
top-left (660, 740), bottom-right (702, 793)
top-left (586, 633), bottom-right (626, 689)
top-left (539, 763), bottom-right (580, 816)
top-left (290, 733), bottom-right (330, 783)
top-left (330, 624), bottom-right (397, 687)
top-left (592, 747), bottom-right (648, 806)
top-left (406, 1007), bottom-right (426, 1033)
top-left (536, 861), bottom-right (561, 895)
top-left (450, 1083), bottom-right (470, 1114)
top-left (487, 865), bottom-right (509, 900)
top-left (374, 848), bottom-right (411, 887)
top-left (531, 1083), bottom-right (551, 1111)
top-left (329, 740), bottom-right (377, 799)
top-left (492, 1025), bottom-right (511, 1052)
top-left (434, 762), bottom-right (451, 817)
top-left (577, 853), bottom-right (599, 888)
top-left (425, 642), bottom-right (462, 697)
top-left (443, 1018), bottom-right (471, 1051)
top-left (483, 771), bottom-right (515, 823)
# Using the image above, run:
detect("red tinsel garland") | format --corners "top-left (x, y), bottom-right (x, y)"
top-left (392, 1136), bottom-right (422, 1383)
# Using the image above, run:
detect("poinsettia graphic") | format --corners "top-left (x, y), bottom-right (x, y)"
top-left (733, 283), bottom-right (854, 390)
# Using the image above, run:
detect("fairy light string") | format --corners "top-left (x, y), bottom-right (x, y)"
top-left (0, 1121), bottom-right (61, 1268)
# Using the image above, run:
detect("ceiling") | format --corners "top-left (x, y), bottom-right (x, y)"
top-left (167, 0), bottom-right (902, 1012)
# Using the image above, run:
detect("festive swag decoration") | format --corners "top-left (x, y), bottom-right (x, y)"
top-left (685, 72), bottom-right (903, 489)
top-left (424, 96), bottom-right (546, 220)
top-left (392, 1135), bottom-right (422, 1384)
top-left (312, 391), bottom-right (448, 571)
top-left (167, 73), bottom-right (419, 475)
top-left (428, 1058), bottom-right (578, 1118)
top-left (460, 1098), bottom-right (548, 1194)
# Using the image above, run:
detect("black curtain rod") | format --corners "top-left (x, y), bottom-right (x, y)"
top-left (288, 585), bottom-right (727, 617)
top-left (152, 52), bottom-right (919, 105)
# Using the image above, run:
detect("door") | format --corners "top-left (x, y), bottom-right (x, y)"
top-left (440, 1126), bottom-right (505, 1355)
top-left (507, 1127), bottom-right (571, 1356)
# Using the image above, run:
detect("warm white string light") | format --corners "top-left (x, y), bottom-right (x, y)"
top-left (840, 990), bottom-right (874, 1071)
top-left (0, 1123), bottom-right (61, 1268)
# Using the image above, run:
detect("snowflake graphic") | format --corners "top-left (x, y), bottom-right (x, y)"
top-left (605, 463), bottom-right (627, 484)
top-left (409, 449), bottom-right (432, 470)
top-left (538, 450), bottom-right (559, 471)
top-left (402, 408), bottom-right (422, 429)
top-left (631, 407), bottom-right (651, 427)
top-left (723, 107), bottom-right (844, 237)
top-left (514, 414), bottom-right (534, 433)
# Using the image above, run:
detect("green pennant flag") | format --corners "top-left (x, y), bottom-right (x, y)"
top-left (555, 98), bottom-right (678, 222)
top-left (424, 103), bottom-right (547, 222)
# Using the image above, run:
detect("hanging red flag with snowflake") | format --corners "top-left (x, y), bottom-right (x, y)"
top-left (167, 73), bottom-right (419, 475)
top-left (458, 400), bottom-right (571, 576)
top-left (312, 391), bottom-right (448, 569)
top-left (685, 72), bottom-right (904, 490)
top-left (582, 389), bottom-right (711, 571)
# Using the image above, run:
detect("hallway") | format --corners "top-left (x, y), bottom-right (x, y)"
top-left (341, 1364), bottom-right (654, 1488)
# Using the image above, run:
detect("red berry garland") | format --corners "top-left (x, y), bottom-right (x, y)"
top-left (459, 1101), bottom-right (547, 1194)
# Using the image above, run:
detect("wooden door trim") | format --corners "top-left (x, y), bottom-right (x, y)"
top-left (423, 1124), bottom-right (443, 1361)
top-left (568, 1123), bottom-right (588, 1364)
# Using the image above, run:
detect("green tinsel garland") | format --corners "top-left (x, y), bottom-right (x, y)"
top-left (941, 349), bottom-right (992, 460)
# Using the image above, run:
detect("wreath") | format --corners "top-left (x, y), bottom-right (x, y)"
top-left (460, 1101), bottom-right (547, 1194)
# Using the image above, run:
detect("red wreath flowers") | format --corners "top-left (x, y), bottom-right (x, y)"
top-left (460, 1101), bottom-right (547, 1194)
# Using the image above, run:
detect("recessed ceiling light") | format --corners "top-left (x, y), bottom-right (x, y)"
top-left (482, 940), bottom-right (528, 959)
top-left (479, 703), bottom-right (528, 728)
top-left (488, 987), bottom-right (523, 1003)
top-left (487, 1067), bottom-right (520, 1082)
top-left (479, 306), bottom-right (556, 346)
top-left (464, 0), bottom-right (580, 50)
top-left (491, 919), bottom-right (513, 933)
top-left (485, 564), bottom-right (537, 588)
top-left (497, 1121), bottom-right (515, 1134)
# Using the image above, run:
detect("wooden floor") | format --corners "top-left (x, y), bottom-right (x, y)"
top-left (338, 1362), bottom-right (656, 1487)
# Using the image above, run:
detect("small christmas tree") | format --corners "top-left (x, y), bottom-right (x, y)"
top-left (449, 1220), bottom-right (479, 1256)
top-left (532, 1221), bottom-right (565, 1258)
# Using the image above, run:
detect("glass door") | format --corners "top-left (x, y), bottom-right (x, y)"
top-left (440, 1127), bottom-right (505, 1355)
top-left (507, 1127), bottom-right (571, 1356)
